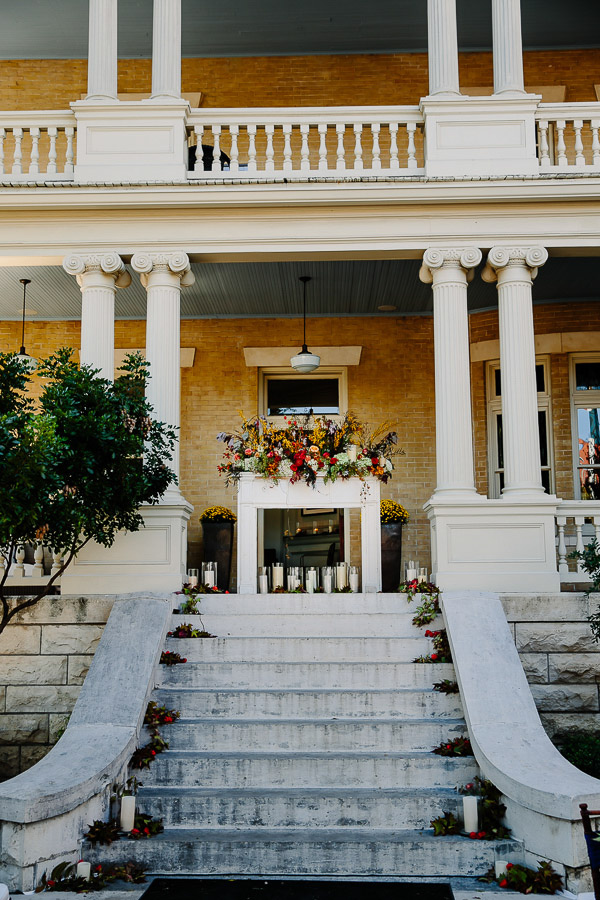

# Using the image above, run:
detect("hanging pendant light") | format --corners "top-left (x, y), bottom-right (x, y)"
top-left (15, 278), bottom-right (38, 372)
top-left (290, 275), bottom-right (320, 373)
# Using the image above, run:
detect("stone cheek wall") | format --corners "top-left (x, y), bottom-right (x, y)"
top-left (502, 594), bottom-right (600, 738)
top-left (0, 596), bottom-right (113, 779)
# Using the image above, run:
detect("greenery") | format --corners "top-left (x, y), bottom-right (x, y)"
top-left (553, 730), bottom-right (600, 778)
top-left (160, 650), bottom-right (187, 665)
top-left (433, 735), bottom-right (473, 757)
top-left (459, 777), bottom-right (512, 840)
top-left (168, 621), bottom-right (216, 639)
top-left (569, 539), bottom-right (600, 597)
top-left (144, 700), bottom-right (180, 727)
top-left (200, 505), bottom-right (236, 522)
top-left (414, 628), bottom-right (452, 663)
top-left (217, 412), bottom-right (401, 487)
top-left (380, 499), bottom-right (409, 524)
top-left (433, 679), bottom-right (459, 694)
top-left (430, 811), bottom-right (461, 835)
top-left (129, 811), bottom-right (164, 840)
top-left (35, 860), bottom-right (147, 892)
top-left (480, 861), bottom-right (563, 894)
top-left (0, 350), bottom-right (176, 635)
top-left (83, 818), bottom-right (120, 846)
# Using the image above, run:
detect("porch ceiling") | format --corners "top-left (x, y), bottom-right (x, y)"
top-left (1, 0), bottom-right (598, 61)
top-left (0, 257), bottom-right (597, 323)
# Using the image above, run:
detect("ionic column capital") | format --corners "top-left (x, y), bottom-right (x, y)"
top-left (419, 247), bottom-right (482, 284)
top-left (131, 251), bottom-right (195, 287)
top-left (482, 246), bottom-right (548, 283)
top-left (63, 252), bottom-right (131, 288)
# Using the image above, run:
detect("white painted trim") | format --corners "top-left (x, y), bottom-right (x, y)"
top-left (472, 332), bottom-right (600, 362)
top-left (257, 366), bottom-right (348, 423)
top-left (245, 346), bottom-right (361, 367)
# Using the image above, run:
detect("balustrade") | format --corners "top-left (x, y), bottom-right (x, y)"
top-left (555, 501), bottom-right (600, 582)
top-left (0, 113), bottom-right (76, 180)
top-left (0, 544), bottom-right (64, 586)
top-left (536, 104), bottom-right (600, 170)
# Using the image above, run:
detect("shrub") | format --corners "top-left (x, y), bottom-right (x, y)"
top-left (554, 730), bottom-right (600, 778)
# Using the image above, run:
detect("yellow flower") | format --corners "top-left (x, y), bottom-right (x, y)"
top-left (380, 500), bottom-right (409, 524)
top-left (200, 506), bottom-right (237, 523)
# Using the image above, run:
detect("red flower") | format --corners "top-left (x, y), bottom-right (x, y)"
top-left (499, 880), bottom-right (508, 888)
top-left (371, 458), bottom-right (379, 466)
top-left (182, 658), bottom-right (187, 662)
top-left (331, 457), bottom-right (338, 464)
top-left (425, 630), bottom-right (433, 637)
top-left (47, 881), bottom-right (55, 887)
top-left (290, 464), bottom-right (298, 471)
top-left (506, 863), bottom-right (513, 870)
top-left (131, 828), bottom-right (140, 834)
top-left (469, 832), bottom-right (477, 839)
top-left (446, 744), bottom-right (452, 749)
top-left (164, 716), bottom-right (173, 723)
top-left (430, 653), bottom-right (438, 660)
top-left (477, 831), bottom-right (485, 839)
top-left (144, 826), bottom-right (150, 834)
top-left (151, 750), bottom-right (156, 755)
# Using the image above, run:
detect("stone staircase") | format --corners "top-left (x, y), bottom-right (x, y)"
top-left (87, 593), bottom-right (517, 876)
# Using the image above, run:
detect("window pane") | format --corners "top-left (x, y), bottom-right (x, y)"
top-left (538, 410), bottom-right (548, 468)
top-left (541, 469), bottom-right (551, 493)
top-left (267, 378), bottom-right (340, 416)
top-left (578, 468), bottom-right (600, 501)
top-left (576, 362), bottom-right (600, 391)
top-left (496, 414), bottom-right (504, 469)
top-left (494, 369), bottom-right (501, 397)
top-left (577, 408), bottom-right (600, 466)
top-left (494, 365), bottom-right (544, 395)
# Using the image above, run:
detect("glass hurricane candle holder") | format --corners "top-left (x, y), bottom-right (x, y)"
top-left (201, 561), bottom-right (217, 588)
top-left (187, 568), bottom-right (199, 588)
top-left (305, 567), bottom-right (318, 593)
top-left (258, 566), bottom-right (269, 594)
top-left (287, 566), bottom-right (302, 591)
top-left (321, 566), bottom-right (334, 593)
top-left (271, 563), bottom-right (284, 589)
top-left (349, 565), bottom-right (360, 592)
top-left (336, 561), bottom-right (348, 590)
top-left (405, 559), bottom-right (418, 581)
top-left (417, 567), bottom-right (428, 584)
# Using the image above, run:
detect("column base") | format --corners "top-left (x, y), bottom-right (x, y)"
top-left (425, 496), bottom-right (560, 592)
top-left (61, 498), bottom-right (193, 595)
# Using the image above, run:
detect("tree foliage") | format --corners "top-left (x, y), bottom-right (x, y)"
top-left (0, 348), bottom-right (176, 633)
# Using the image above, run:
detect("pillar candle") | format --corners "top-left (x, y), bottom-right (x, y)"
top-left (258, 573), bottom-right (269, 593)
top-left (322, 573), bottom-right (333, 593)
top-left (336, 564), bottom-right (347, 589)
top-left (349, 572), bottom-right (360, 592)
top-left (347, 445), bottom-right (357, 462)
top-left (205, 571), bottom-right (215, 588)
top-left (495, 860), bottom-right (509, 879)
top-left (272, 565), bottom-right (284, 588)
top-left (120, 795), bottom-right (136, 832)
top-left (462, 795), bottom-right (479, 832)
top-left (76, 861), bottom-right (91, 881)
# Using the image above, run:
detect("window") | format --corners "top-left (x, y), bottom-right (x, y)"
top-left (570, 354), bottom-right (600, 500)
top-left (259, 367), bottom-right (348, 423)
top-left (486, 358), bottom-right (554, 498)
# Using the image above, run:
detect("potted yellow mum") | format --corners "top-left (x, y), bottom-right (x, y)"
top-left (200, 506), bottom-right (237, 591)
top-left (380, 500), bottom-right (409, 592)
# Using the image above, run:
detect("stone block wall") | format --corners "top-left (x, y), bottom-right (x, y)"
top-left (502, 593), bottom-right (600, 738)
top-left (0, 596), bottom-right (113, 779)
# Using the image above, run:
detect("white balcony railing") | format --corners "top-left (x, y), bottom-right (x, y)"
top-left (186, 106), bottom-right (425, 179)
top-left (1, 544), bottom-right (64, 588)
top-left (0, 111), bottom-right (76, 181)
top-left (556, 501), bottom-right (600, 582)
top-left (536, 103), bottom-right (600, 171)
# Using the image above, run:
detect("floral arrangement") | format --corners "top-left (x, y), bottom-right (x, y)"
top-left (414, 628), bottom-right (452, 663)
top-left (160, 650), bottom-right (187, 665)
top-left (459, 777), bottom-right (512, 840)
top-left (480, 861), bottom-right (563, 894)
top-left (430, 811), bottom-right (461, 836)
top-left (168, 622), bottom-right (216, 639)
top-left (217, 412), bottom-right (401, 488)
top-left (35, 861), bottom-right (147, 892)
top-left (433, 679), bottom-right (459, 694)
top-left (199, 506), bottom-right (237, 523)
top-left (143, 700), bottom-right (180, 727)
top-left (433, 735), bottom-right (473, 756)
top-left (380, 499), bottom-right (409, 523)
top-left (129, 812), bottom-right (164, 840)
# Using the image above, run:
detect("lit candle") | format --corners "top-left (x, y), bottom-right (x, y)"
top-left (76, 861), bottom-right (91, 881)
top-left (463, 795), bottom-right (479, 833)
top-left (272, 565), bottom-right (284, 588)
top-left (417, 568), bottom-right (428, 584)
top-left (120, 795), bottom-right (136, 832)
top-left (336, 564), bottom-right (348, 590)
top-left (205, 571), bottom-right (215, 588)
top-left (258, 573), bottom-right (269, 593)
top-left (495, 861), bottom-right (509, 879)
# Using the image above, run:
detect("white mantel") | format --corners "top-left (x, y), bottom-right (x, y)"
top-left (237, 474), bottom-right (381, 594)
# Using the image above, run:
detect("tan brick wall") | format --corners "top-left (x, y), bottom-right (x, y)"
top-left (0, 48), bottom-right (598, 110)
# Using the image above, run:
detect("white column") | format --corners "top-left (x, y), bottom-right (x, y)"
top-left (131, 252), bottom-right (194, 498)
top-left (63, 252), bottom-right (130, 381)
top-left (492, 0), bottom-right (525, 94)
top-left (427, 0), bottom-right (460, 96)
top-left (151, 0), bottom-right (182, 99)
top-left (86, 0), bottom-right (118, 100)
top-left (482, 247), bottom-right (548, 497)
top-left (420, 248), bottom-right (482, 496)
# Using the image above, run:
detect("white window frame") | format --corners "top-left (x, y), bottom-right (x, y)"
top-left (569, 353), bottom-right (600, 500)
top-left (486, 356), bottom-right (554, 499)
top-left (258, 366), bottom-right (348, 426)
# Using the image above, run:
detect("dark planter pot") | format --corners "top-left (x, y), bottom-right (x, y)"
top-left (202, 520), bottom-right (234, 591)
top-left (380, 521), bottom-right (403, 592)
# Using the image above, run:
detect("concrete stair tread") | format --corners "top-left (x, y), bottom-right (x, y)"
top-left (155, 749), bottom-right (470, 760)
top-left (170, 716), bottom-right (465, 725)
top-left (137, 786), bottom-right (464, 798)
top-left (156, 687), bottom-right (443, 695)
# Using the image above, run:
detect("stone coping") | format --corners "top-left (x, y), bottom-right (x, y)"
top-left (0, 593), bottom-right (172, 824)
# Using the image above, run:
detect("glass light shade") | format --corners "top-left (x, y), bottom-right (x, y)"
top-left (15, 351), bottom-right (38, 372)
top-left (290, 347), bottom-right (320, 373)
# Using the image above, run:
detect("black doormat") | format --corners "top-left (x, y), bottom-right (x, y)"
top-left (140, 879), bottom-right (454, 900)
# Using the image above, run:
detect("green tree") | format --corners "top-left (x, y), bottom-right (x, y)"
top-left (0, 348), bottom-right (176, 634)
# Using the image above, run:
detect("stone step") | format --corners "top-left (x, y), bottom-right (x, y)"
top-left (185, 594), bottom-right (422, 616)
top-left (162, 637), bottom-right (446, 664)
top-left (85, 827), bottom-right (509, 876)
top-left (136, 786), bottom-right (463, 830)
top-left (185, 614), bottom-right (431, 638)
top-left (158, 660), bottom-right (450, 690)
top-left (161, 718), bottom-right (467, 752)
top-left (153, 687), bottom-right (464, 720)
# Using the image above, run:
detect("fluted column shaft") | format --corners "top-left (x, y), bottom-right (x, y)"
top-left (86, 0), bottom-right (118, 100)
top-left (151, 0), bottom-right (182, 99)
top-left (427, 0), bottom-right (460, 96)
top-left (483, 247), bottom-right (548, 496)
top-left (132, 253), bottom-right (194, 497)
top-left (492, 0), bottom-right (525, 94)
top-left (63, 253), bottom-right (130, 381)
top-left (420, 248), bottom-right (482, 495)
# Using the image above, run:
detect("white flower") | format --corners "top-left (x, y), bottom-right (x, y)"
top-left (279, 460), bottom-right (293, 478)
top-left (385, 459), bottom-right (393, 472)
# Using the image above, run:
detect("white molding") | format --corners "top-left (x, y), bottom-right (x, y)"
top-left (471, 332), bottom-right (600, 361)
top-left (245, 346), bottom-right (361, 367)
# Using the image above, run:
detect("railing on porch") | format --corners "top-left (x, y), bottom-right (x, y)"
top-left (186, 106), bottom-right (425, 179)
top-left (0, 111), bottom-right (76, 181)
top-left (0, 544), bottom-right (64, 588)
top-left (556, 501), bottom-right (600, 583)
top-left (535, 104), bottom-right (600, 171)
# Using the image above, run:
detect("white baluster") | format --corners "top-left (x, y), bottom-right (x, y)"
top-left (47, 126), bottom-right (57, 175)
top-left (211, 126), bottom-right (222, 173)
top-left (300, 123), bottom-right (310, 174)
top-left (574, 119), bottom-right (585, 166)
top-left (229, 124), bottom-right (239, 174)
top-left (538, 120), bottom-right (550, 168)
top-left (389, 122), bottom-right (399, 171)
top-left (556, 120), bottom-right (567, 167)
top-left (265, 124), bottom-right (275, 174)
top-left (65, 126), bottom-right (75, 176)
top-left (12, 127), bottom-right (23, 175)
top-left (574, 515), bottom-right (585, 577)
top-left (0, 128), bottom-right (5, 176)
top-left (51, 548), bottom-right (64, 577)
top-left (591, 120), bottom-right (600, 168)
top-left (335, 123), bottom-right (346, 172)
top-left (282, 123), bottom-right (292, 175)
top-left (14, 545), bottom-right (25, 578)
top-left (193, 125), bottom-right (204, 174)
top-left (29, 127), bottom-right (40, 176)
top-left (318, 123), bottom-right (328, 173)
top-left (247, 125), bottom-right (257, 175)
top-left (353, 123), bottom-right (363, 172)
top-left (371, 122), bottom-right (381, 172)
top-left (33, 542), bottom-right (44, 577)
top-left (556, 517), bottom-right (568, 575)
top-left (407, 122), bottom-right (417, 169)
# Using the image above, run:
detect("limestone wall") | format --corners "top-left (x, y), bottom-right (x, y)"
top-left (0, 596), bottom-right (113, 779)
top-left (502, 593), bottom-right (600, 738)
